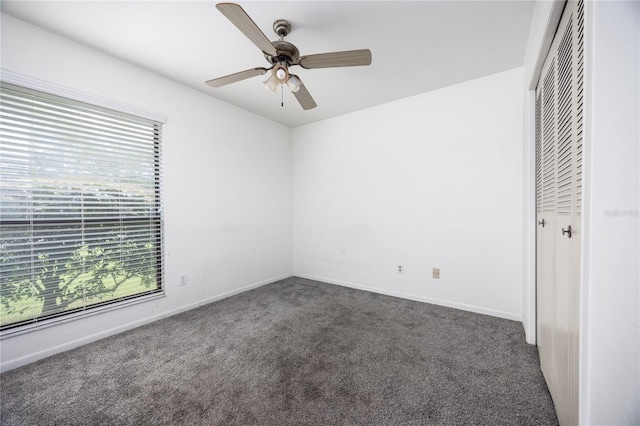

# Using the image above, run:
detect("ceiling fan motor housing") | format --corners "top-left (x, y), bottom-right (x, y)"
top-left (263, 19), bottom-right (299, 67)
top-left (265, 40), bottom-right (300, 66)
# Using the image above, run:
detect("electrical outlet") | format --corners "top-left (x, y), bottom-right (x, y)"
top-left (179, 273), bottom-right (188, 286)
top-left (397, 264), bottom-right (404, 274)
top-left (433, 268), bottom-right (440, 279)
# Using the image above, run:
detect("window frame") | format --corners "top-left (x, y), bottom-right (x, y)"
top-left (0, 72), bottom-right (166, 336)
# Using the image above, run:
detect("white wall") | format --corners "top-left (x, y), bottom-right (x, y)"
top-left (582, 1), bottom-right (640, 423)
top-left (0, 14), bottom-right (293, 371)
top-left (292, 68), bottom-right (524, 321)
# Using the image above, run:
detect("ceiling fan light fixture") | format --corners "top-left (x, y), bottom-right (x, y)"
top-left (276, 68), bottom-right (287, 81)
top-left (273, 62), bottom-right (289, 84)
top-left (263, 74), bottom-right (279, 93)
top-left (287, 74), bottom-right (301, 93)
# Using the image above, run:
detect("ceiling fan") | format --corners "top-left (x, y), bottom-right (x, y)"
top-left (206, 2), bottom-right (372, 110)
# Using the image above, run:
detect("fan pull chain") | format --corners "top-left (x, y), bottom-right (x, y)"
top-left (281, 84), bottom-right (284, 107)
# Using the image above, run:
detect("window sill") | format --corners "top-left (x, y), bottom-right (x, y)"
top-left (0, 292), bottom-right (165, 340)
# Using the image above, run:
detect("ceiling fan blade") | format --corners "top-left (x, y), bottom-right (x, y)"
top-left (216, 3), bottom-right (277, 57)
top-left (299, 49), bottom-right (372, 69)
top-left (205, 67), bottom-right (268, 88)
top-left (293, 79), bottom-right (317, 110)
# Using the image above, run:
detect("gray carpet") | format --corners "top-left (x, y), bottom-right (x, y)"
top-left (1, 277), bottom-right (557, 425)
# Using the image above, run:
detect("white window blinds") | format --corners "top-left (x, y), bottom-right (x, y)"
top-left (0, 81), bottom-right (163, 331)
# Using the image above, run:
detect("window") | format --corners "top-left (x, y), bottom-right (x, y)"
top-left (0, 81), bottom-right (163, 331)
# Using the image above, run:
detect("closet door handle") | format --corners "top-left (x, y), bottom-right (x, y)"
top-left (538, 219), bottom-right (545, 227)
top-left (562, 225), bottom-right (572, 238)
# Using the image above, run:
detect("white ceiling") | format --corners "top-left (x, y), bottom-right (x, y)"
top-left (1, 1), bottom-right (534, 128)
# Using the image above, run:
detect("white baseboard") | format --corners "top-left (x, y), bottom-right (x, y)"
top-left (294, 274), bottom-right (522, 322)
top-left (1, 274), bottom-right (291, 372)
top-left (2, 273), bottom-right (523, 371)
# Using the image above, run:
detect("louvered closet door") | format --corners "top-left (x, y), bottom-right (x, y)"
top-left (536, 62), bottom-right (557, 397)
top-left (535, 1), bottom-right (583, 425)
